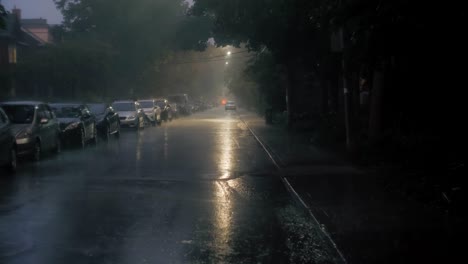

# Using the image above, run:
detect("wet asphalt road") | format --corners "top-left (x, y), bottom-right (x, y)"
top-left (0, 108), bottom-right (300, 264)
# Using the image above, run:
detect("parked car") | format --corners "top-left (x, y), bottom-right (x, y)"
top-left (168, 102), bottom-right (179, 119)
top-left (225, 101), bottom-right (237, 111)
top-left (0, 101), bottom-right (61, 161)
top-left (139, 99), bottom-right (162, 126)
top-left (111, 100), bottom-right (146, 129)
top-left (167, 94), bottom-right (191, 115)
top-left (50, 103), bottom-right (98, 148)
top-left (88, 103), bottom-right (120, 140)
top-left (0, 107), bottom-right (17, 173)
top-left (155, 99), bottom-right (172, 122)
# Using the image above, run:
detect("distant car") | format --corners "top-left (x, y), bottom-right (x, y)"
top-left (0, 101), bottom-right (61, 161)
top-left (0, 107), bottom-right (17, 173)
top-left (139, 99), bottom-right (162, 126)
top-left (50, 103), bottom-right (98, 148)
top-left (112, 100), bottom-right (146, 129)
top-left (155, 99), bottom-right (172, 122)
top-left (88, 103), bottom-right (120, 140)
top-left (225, 101), bottom-right (237, 111)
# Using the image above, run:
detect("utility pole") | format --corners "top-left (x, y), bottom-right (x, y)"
top-left (342, 54), bottom-right (352, 151)
top-left (332, 26), bottom-right (353, 151)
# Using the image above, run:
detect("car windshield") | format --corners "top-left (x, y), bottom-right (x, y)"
top-left (139, 101), bottom-right (154, 108)
top-left (0, 105), bottom-right (35, 124)
top-left (51, 105), bottom-right (81, 118)
top-left (112, 103), bottom-right (135, 112)
top-left (88, 104), bottom-right (107, 115)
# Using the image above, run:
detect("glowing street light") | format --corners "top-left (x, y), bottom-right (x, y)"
top-left (227, 51), bottom-right (232, 56)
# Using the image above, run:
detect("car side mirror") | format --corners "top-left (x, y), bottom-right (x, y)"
top-left (40, 118), bottom-right (49, 124)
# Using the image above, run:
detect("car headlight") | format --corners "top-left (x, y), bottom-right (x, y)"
top-left (127, 115), bottom-right (136, 120)
top-left (17, 128), bottom-right (33, 139)
top-left (65, 122), bottom-right (80, 131)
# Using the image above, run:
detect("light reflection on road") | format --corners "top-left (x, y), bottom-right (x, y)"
top-left (217, 118), bottom-right (235, 180)
top-left (212, 115), bottom-right (237, 256)
top-left (213, 181), bottom-right (233, 256)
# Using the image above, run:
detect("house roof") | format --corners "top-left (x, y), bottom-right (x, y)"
top-left (21, 18), bottom-right (48, 28)
top-left (0, 12), bottom-right (48, 46)
top-left (21, 27), bottom-right (47, 46)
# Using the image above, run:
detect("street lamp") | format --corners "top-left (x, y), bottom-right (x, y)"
top-left (227, 51), bottom-right (231, 56)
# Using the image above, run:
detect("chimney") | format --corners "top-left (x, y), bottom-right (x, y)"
top-left (12, 6), bottom-right (21, 20)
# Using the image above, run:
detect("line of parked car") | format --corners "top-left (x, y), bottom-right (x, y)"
top-left (0, 98), bottom-right (179, 174)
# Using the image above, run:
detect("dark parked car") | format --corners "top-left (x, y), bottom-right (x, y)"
top-left (88, 103), bottom-right (120, 140)
top-left (50, 103), bottom-right (98, 148)
top-left (0, 101), bottom-right (61, 161)
top-left (0, 107), bottom-right (17, 172)
top-left (155, 99), bottom-right (173, 122)
top-left (167, 94), bottom-right (191, 115)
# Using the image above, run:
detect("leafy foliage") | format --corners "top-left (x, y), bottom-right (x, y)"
top-left (0, 4), bottom-right (6, 29)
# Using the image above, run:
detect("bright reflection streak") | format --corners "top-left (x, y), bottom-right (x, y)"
top-left (218, 119), bottom-right (234, 179)
top-left (213, 181), bottom-right (233, 254)
top-left (212, 118), bottom-right (236, 254)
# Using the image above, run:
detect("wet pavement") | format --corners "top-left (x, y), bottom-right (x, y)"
top-left (0, 108), bottom-right (342, 264)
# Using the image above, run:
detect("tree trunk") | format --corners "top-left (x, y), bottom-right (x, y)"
top-left (369, 65), bottom-right (385, 143)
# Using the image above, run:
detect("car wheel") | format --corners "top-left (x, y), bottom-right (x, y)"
top-left (115, 124), bottom-right (120, 138)
top-left (136, 119), bottom-right (141, 130)
top-left (32, 141), bottom-right (41, 162)
top-left (79, 128), bottom-right (86, 148)
top-left (103, 125), bottom-right (110, 141)
top-left (54, 135), bottom-right (61, 154)
top-left (7, 147), bottom-right (17, 173)
top-left (92, 126), bottom-right (99, 145)
top-left (107, 125), bottom-right (111, 140)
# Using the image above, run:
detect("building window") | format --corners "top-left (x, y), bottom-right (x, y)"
top-left (8, 44), bottom-right (17, 64)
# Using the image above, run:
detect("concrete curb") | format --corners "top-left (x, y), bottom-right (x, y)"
top-left (238, 113), bottom-right (348, 264)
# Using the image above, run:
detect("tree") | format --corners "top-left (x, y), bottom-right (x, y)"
top-left (191, 0), bottom-right (335, 127)
top-left (191, 0), bottom-right (448, 156)
top-left (0, 4), bottom-right (6, 29)
top-left (53, 0), bottom-right (212, 98)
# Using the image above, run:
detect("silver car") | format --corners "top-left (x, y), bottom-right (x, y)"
top-left (111, 100), bottom-right (145, 129)
top-left (0, 101), bottom-right (61, 161)
top-left (138, 99), bottom-right (162, 126)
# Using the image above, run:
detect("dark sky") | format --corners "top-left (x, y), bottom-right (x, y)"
top-left (2, 0), bottom-right (63, 24)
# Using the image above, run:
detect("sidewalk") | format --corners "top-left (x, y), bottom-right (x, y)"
top-left (238, 110), bottom-right (461, 263)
